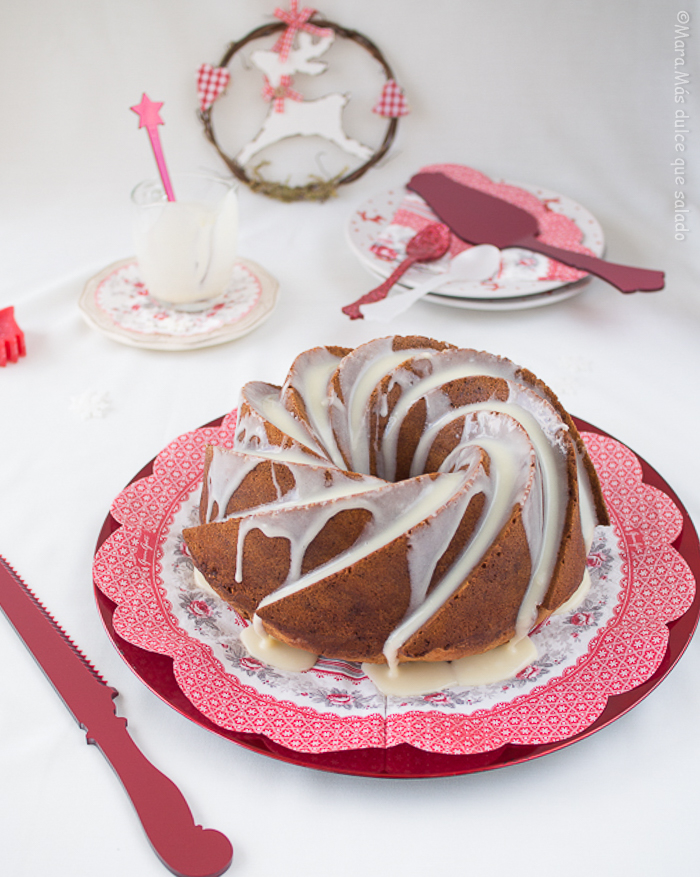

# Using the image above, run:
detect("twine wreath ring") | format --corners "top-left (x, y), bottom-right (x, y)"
top-left (199, 19), bottom-right (402, 202)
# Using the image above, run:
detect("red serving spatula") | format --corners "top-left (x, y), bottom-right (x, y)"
top-left (0, 555), bottom-right (233, 877)
top-left (407, 172), bottom-right (665, 293)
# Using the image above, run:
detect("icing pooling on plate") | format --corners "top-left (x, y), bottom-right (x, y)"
top-left (240, 625), bottom-right (318, 672)
top-left (364, 635), bottom-right (539, 696)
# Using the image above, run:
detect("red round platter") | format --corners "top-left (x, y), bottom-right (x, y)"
top-left (93, 417), bottom-right (700, 778)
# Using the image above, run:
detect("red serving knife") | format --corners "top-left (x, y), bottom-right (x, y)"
top-left (0, 555), bottom-right (233, 877)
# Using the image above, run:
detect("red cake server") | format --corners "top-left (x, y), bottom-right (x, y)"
top-left (407, 171), bottom-right (665, 294)
top-left (0, 555), bottom-right (233, 877)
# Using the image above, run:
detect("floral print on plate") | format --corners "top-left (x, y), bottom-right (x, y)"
top-left (93, 414), bottom-right (696, 755)
top-left (94, 260), bottom-right (262, 337)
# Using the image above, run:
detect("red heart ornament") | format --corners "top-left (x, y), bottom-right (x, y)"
top-left (373, 80), bottom-right (410, 118)
top-left (197, 64), bottom-right (230, 112)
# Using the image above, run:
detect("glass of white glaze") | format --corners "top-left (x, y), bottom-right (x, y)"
top-left (131, 173), bottom-right (238, 310)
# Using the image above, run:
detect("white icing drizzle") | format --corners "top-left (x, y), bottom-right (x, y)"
top-left (403, 448), bottom-right (484, 614)
top-left (576, 458), bottom-right (598, 550)
top-left (281, 347), bottom-right (347, 468)
top-left (406, 398), bottom-right (564, 642)
top-left (374, 355), bottom-right (577, 641)
top-left (205, 450), bottom-right (282, 522)
top-left (329, 339), bottom-right (439, 475)
top-left (382, 425), bottom-right (535, 669)
top-left (204, 446), bottom-right (383, 523)
top-left (259, 393), bottom-right (319, 450)
top-left (190, 338), bottom-right (608, 684)
top-left (255, 470), bottom-right (473, 610)
top-left (241, 381), bottom-right (327, 458)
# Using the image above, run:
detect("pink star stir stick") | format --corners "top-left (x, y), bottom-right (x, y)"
top-left (130, 94), bottom-right (176, 201)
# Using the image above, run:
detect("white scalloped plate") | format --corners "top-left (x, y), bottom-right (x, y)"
top-left (347, 182), bottom-right (606, 310)
top-left (79, 257), bottom-right (278, 351)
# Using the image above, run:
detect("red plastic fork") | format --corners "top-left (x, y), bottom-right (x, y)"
top-left (0, 307), bottom-right (26, 366)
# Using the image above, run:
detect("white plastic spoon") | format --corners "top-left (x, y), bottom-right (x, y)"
top-left (359, 245), bottom-right (501, 322)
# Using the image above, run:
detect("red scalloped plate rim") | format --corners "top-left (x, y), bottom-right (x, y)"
top-left (93, 417), bottom-right (700, 778)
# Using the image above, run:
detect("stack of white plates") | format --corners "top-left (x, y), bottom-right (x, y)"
top-left (346, 181), bottom-right (605, 311)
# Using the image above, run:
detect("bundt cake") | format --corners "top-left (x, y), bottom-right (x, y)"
top-left (183, 336), bottom-right (609, 676)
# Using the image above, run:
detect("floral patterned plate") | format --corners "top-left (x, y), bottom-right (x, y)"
top-left (79, 257), bottom-right (278, 351)
top-left (347, 165), bottom-right (606, 310)
top-left (93, 417), bottom-right (699, 777)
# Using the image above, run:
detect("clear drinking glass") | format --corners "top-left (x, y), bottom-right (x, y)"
top-left (131, 173), bottom-right (239, 310)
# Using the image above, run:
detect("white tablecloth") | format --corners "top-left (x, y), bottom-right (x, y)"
top-left (1, 2), bottom-right (699, 875)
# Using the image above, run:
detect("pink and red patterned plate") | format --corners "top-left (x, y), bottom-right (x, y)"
top-left (347, 165), bottom-right (606, 311)
top-left (79, 257), bottom-right (278, 351)
top-left (93, 416), bottom-right (699, 777)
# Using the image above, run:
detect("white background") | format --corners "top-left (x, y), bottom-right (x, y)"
top-left (1, 1), bottom-right (699, 875)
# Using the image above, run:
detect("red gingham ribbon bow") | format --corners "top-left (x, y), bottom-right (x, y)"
top-left (197, 63), bottom-right (230, 112)
top-left (273, 0), bottom-right (333, 60)
top-left (372, 80), bottom-right (410, 118)
top-left (262, 75), bottom-right (303, 112)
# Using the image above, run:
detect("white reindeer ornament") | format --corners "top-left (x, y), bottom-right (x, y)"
top-left (236, 32), bottom-right (373, 167)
